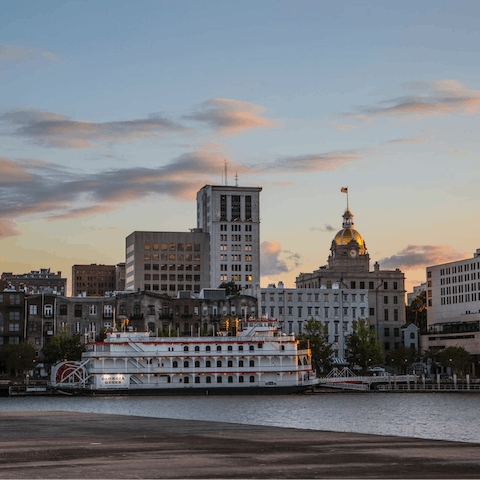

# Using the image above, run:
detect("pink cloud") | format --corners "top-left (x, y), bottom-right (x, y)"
top-left (379, 245), bottom-right (470, 270)
top-left (0, 219), bottom-right (20, 238)
top-left (386, 137), bottom-right (430, 144)
top-left (186, 98), bottom-right (278, 135)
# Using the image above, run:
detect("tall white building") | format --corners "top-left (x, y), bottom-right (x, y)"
top-left (196, 185), bottom-right (262, 292)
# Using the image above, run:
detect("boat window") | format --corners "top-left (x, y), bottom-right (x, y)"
top-left (228, 346), bottom-right (232, 351)
top-left (206, 346), bottom-right (211, 352)
top-left (239, 360), bottom-right (244, 367)
top-left (258, 344), bottom-right (263, 349)
top-left (249, 376), bottom-right (255, 383)
top-left (217, 360), bottom-right (222, 367)
top-left (184, 361), bottom-right (189, 368)
top-left (195, 346), bottom-right (200, 352)
top-left (281, 345), bottom-right (285, 351)
top-left (238, 345), bottom-right (243, 351)
top-left (184, 377), bottom-right (189, 384)
top-left (216, 345), bottom-right (221, 351)
top-left (228, 376), bottom-right (233, 383)
top-left (206, 360), bottom-right (211, 367)
top-left (249, 345), bottom-right (254, 351)
top-left (239, 376), bottom-right (244, 383)
top-left (173, 361), bottom-right (178, 368)
top-left (217, 376), bottom-right (222, 383)
top-left (228, 360), bottom-right (233, 367)
top-left (184, 346), bottom-right (189, 352)
top-left (249, 360), bottom-right (254, 367)
top-left (195, 377), bottom-right (200, 383)
top-left (206, 376), bottom-right (211, 383)
top-left (195, 361), bottom-right (200, 368)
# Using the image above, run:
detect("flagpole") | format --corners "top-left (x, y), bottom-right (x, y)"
top-left (347, 188), bottom-right (349, 211)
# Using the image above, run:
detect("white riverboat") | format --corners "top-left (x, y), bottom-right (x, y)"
top-left (50, 319), bottom-right (318, 395)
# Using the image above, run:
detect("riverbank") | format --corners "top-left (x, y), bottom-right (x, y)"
top-left (1, 411), bottom-right (479, 478)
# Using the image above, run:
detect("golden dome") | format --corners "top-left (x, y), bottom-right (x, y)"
top-left (334, 228), bottom-right (366, 254)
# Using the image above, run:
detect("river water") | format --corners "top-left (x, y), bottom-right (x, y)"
top-left (1, 393), bottom-right (478, 444)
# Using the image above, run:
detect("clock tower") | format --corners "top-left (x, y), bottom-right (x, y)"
top-left (328, 209), bottom-right (369, 272)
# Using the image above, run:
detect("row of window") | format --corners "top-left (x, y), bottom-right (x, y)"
top-left (144, 274), bottom-right (201, 282)
top-left (0, 293), bottom-right (21, 305)
top-left (144, 253), bottom-right (201, 261)
top-left (262, 293), bottom-right (367, 303)
top-left (440, 274), bottom-right (478, 285)
top-left (27, 304), bottom-right (114, 317)
top-left (144, 264), bottom-right (201, 271)
top-left (144, 284), bottom-right (201, 292)
top-left (439, 262), bottom-right (479, 275)
top-left (440, 293), bottom-right (478, 305)
top-left (220, 264), bottom-right (253, 272)
top-left (384, 327), bottom-right (401, 337)
top-left (262, 305), bottom-right (369, 318)
top-left (441, 284), bottom-right (478, 295)
top-left (219, 235), bottom-right (253, 241)
top-left (144, 243), bottom-right (201, 252)
top-left (299, 281), bottom-right (399, 290)
top-left (219, 224), bottom-right (253, 232)
top-left (220, 245), bottom-right (253, 252)
top-left (173, 360), bottom-right (257, 368)
top-left (219, 275), bottom-right (252, 282)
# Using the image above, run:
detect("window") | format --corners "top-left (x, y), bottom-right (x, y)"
top-left (239, 360), bottom-right (244, 367)
top-left (384, 327), bottom-right (390, 337)
top-left (104, 305), bottom-right (113, 318)
top-left (360, 281), bottom-right (365, 289)
top-left (369, 282), bottom-right (374, 289)
top-left (249, 360), bottom-right (254, 367)
top-left (29, 305), bottom-right (38, 315)
top-left (195, 361), bottom-right (200, 368)
top-left (384, 309), bottom-right (389, 321)
top-left (9, 323), bottom-right (20, 332)
top-left (394, 309), bottom-right (399, 322)
top-left (206, 376), bottom-right (211, 383)
top-left (239, 376), bottom-right (244, 383)
top-left (89, 305), bottom-right (97, 316)
top-left (369, 307), bottom-right (375, 316)
top-left (394, 328), bottom-right (399, 337)
top-left (393, 282), bottom-right (398, 290)
top-left (249, 376), bottom-right (255, 383)
top-left (350, 281), bottom-right (356, 289)
top-left (172, 361), bottom-right (178, 368)
top-left (206, 360), bottom-right (211, 367)
top-left (393, 296), bottom-right (398, 304)
top-left (9, 311), bottom-right (20, 321)
top-left (59, 304), bottom-right (67, 316)
top-left (216, 360), bottom-right (222, 367)
top-left (9, 294), bottom-right (20, 306)
top-left (217, 376), bottom-right (222, 383)
top-left (44, 304), bottom-right (53, 317)
top-left (383, 296), bottom-right (388, 304)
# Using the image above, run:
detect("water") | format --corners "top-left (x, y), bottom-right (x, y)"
top-left (1, 393), bottom-right (478, 443)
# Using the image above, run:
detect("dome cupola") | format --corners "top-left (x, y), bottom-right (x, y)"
top-left (333, 209), bottom-right (366, 255)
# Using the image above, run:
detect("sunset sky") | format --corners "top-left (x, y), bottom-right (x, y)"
top-left (1, 0), bottom-right (479, 295)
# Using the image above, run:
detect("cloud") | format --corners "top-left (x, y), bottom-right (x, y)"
top-left (386, 137), bottom-right (430, 144)
top-left (0, 219), bottom-right (20, 238)
top-left (379, 245), bottom-right (470, 270)
top-left (345, 79), bottom-right (480, 122)
top-left (261, 241), bottom-right (302, 277)
top-left (185, 98), bottom-right (278, 135)
top-left (0, 44), bottom-right (60, 64)
top-left (0, 109), bottom-right (189, 149)
top-left (309, 224), bottom-right (335, 232)
top-left (329, 124), bottom-right (358, 132)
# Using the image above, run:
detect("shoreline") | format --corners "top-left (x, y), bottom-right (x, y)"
top-left (1, 411), bottom-right (480, 478)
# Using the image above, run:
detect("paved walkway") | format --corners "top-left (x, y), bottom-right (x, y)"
top-left (0, 411), bottom-right (479, 478)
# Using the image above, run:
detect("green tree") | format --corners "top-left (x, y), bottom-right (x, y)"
top-left (407, 291), bottom-right (427, 332)
top-left (345, 318), bottom-right (384, 373)
top-left (96, 327), bottom-right (108, 342)
top-left (437, 346), bottom-right (472, 377)
top-left (0, 343), bottom-right (36, 377)
top-left (219, 281), bottom-right (241, 296)
top-left (298, 318), bottom-right (333, 373)
top-left (387, 345), bottom-right (419, 374)
top-left (157, 326), bottom-right (178, 337)
top-left (42, 329), bottom-right (84, 365)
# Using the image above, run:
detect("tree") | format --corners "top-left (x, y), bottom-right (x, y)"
top-left (387, 345), bottom-right (419, 374)
top-left (407, 291), bottom-right (427, 332)
top-left (0, 343), bottom-right (36, 377)
top-left (42, 329), bottom-right (84, 365)
top-left (437, 346), bottom-right (472, 377)
top-left (423, 346), bottom-right (440, 376)
top-left (345, 318), bottom-right (384, 373)
top-left (298, 318), bottom-right (334, 373)
top-left (219, 281), bottom-right (241, 296)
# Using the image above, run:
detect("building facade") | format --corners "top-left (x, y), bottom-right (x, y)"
top-left (125, 230), bottom-right (210, 296)
top-left (259, 282), bottom-right (369, 362)
top-left (0, 289), bottom-right (25, 347)
top-left (71, 264), bottom-right (116, 297)
top-left (1, 269), bottom-right (66, 296)
top-left (420, 249), bottom-right (480, 367)
top-left (295, 209), bottom-right (406, 354)
top-left (196, 184), bottom-right (262, 292)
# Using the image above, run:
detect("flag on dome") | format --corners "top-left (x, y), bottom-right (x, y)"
top-left (341, 187), bottom-right (348, 193)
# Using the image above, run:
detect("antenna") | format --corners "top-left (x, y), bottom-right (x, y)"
top-left (235, 171), bottom-right (239, 187)
top-left (225, 159), bottom-right (228, 186)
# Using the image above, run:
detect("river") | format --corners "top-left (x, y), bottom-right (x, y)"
top-left (1, 393), bottom-right (478, 443)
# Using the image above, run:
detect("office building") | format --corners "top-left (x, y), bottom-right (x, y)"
top-left (71, 264), bottom-right (116, 297)
top-left (196, 184), bottom-right (262, 292)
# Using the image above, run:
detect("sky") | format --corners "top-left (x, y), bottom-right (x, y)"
top-left (1, 0), bottom-right (479, 295)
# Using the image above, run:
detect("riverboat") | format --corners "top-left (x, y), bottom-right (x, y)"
top-left (50, 319), bottom-right (317, 395)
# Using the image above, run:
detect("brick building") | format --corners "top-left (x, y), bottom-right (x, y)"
top-left (72, 264), bottom-right (117, 296)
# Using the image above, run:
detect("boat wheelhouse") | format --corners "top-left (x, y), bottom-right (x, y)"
top-left (50, 319), bottom-right (317, 395)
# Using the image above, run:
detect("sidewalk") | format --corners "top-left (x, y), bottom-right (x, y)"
top-left (0, 411), bottom-right (479, 478)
